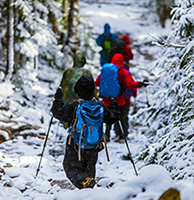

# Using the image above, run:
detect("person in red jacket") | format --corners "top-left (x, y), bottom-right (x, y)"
top-left (122, 35), bottom-right (134, 70)
top-left (95, 53), bottom-right (141, 141)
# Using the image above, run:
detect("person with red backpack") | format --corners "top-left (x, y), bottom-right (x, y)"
top-left (95, 53), bottom-right (146, 141)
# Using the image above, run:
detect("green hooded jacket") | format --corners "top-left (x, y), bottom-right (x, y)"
top-left (60, 53), bottom-right (94, 105)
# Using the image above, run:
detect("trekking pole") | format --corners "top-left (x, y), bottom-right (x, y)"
top-left (35, 115), bottom-right (53, 178)
top-left (103, 135), bottom-right (110, 162)
top-left (54, 120), bottom-right (60, 147)
top-left (118, 120), bottom-right (138, 176)
top-left (133, 97), bottom-right (138, 114)
top-left (145, 87), bottom-right (150, 107)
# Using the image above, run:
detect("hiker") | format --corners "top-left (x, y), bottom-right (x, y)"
top-left (122, 35), bottom-right (134, 70)
top-left (109, 35), bottom-right (134, 70)
top-left (109, 37), bottom-right (126, 61)
top-left (51, 75), bottom-right (119, 189)
top-left (60, 53), bottom-right (93, 105)
top-left (96, 23), bottom-right (118, 66)
top-left (95, 53), bottom-right (147, 141)
top-left (114, 69), bottom-right (137, 141)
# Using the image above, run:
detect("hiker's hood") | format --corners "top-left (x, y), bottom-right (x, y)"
top-left (73, 53), bottom-right (86, 68)
top-left (122, 35), bottom-right (131, 44)
top-left (74, 75), bottom-right (95, 100)
top-left (104, 23), bottom-right (111, 37)
top-left (111, 53), bottom-right (124, 68)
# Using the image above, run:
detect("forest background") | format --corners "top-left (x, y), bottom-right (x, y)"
top-left (0, 0), bottom-right (193, 199)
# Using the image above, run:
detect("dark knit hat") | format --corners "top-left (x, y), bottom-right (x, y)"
top-left (74, 75), bottom-right (95, 100)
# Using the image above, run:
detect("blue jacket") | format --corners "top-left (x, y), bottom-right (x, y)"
top-left (96, 23), bottom-right (118, 48)
top-left (96, 23), bottom-right (118, 66)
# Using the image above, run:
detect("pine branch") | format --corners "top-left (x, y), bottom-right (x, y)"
top-left (148, 33), bottom-right (187, 48)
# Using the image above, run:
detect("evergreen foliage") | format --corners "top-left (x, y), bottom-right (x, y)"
top-left (0, 0), bottom-right (193, 184)
top-left (135, 0), bottom-right (194, 180)
top-left (0, 0), bottom-right (96, 87)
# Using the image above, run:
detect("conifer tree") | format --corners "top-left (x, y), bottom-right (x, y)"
top-left (136, 0), bottom-right (194, 180)
top-left (5, 0), bottom-right (14, 80)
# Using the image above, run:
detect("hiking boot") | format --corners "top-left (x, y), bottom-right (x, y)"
top-left (82, 177), bottom-right (96, 189)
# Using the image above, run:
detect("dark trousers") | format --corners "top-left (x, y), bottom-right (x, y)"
top-left (63, 136), bottom-right (98, 189)
top-left (105, 104), bottom-right (130, 139)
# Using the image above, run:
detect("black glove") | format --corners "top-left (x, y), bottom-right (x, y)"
top-left (110, 100), bottom-right (119, 109)
top-left (143, 78), bottom-right (150, 84)
top-left (54, 87), bottom-right (63, 99)
top-left (138, 81), bottom-right (149, 88)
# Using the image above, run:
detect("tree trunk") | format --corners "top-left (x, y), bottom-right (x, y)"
top-left (156, 0), bottom-right (174, 28)
top-left (62, 0), bottom-right (66, 14)
top-left (13, 0), bottom-right (20, 71)
top-left (65, 0), bottom-right (80, 55)
top-left (5, 0), bottom-right (14, 80)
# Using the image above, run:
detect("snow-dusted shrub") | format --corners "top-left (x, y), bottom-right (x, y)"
top-left (135, 0), bottom-right (194, 180)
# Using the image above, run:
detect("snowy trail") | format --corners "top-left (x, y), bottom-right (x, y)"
top-left (0, 1), bottom-right (193, 200)
top-left (79, 0), bottom-right (171, 72)
top-left (78, 0), bottom-right (150, 181)
top-left (78, 0), bottom-right (172, 191)
top-left (79, 0), bottom-right (165, 146)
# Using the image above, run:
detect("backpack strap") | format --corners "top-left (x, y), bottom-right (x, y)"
top-left (95, 100), bottom-right (110, 162)
top-left (68, 100), bottom-right (83, 145)
top-left (78, 124), bottom-right (87, 161)
top-left (68, 113), bottom-right (78, 145)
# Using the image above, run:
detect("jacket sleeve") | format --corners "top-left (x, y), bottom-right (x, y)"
top-left (96, 34), bottom-right (104, 47)
top-left (119, 69), bottom-right (140, 89)
top-left (51, 98), bottom-right (78, 124)
top-left (123, 45), bottom-right (134, 61)
top-left (132, 88), bottom-right (137, 97)
top-left (102, 102), bottom-right (119, 124)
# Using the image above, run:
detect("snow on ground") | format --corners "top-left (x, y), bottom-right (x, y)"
top-left (0, 0), bottom-right (193, 200)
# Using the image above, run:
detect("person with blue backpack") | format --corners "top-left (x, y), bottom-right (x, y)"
top-left (51, 75), bottom-right (119, 189)
top-left (96, 23), bottom-right (119, 66)
top-left (95, 53), bottom-right (147, 141)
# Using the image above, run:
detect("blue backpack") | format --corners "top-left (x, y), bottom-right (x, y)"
top-left (68, 100), bottom-right (105, 160)
top-left (99, 63), bottom-right (121, 98)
